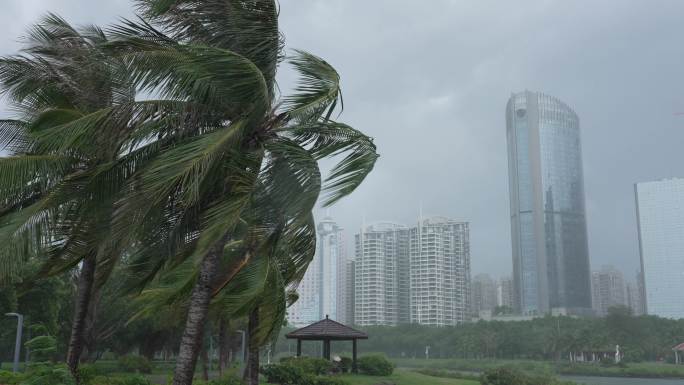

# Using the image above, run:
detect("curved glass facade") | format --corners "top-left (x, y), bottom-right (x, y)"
top-left (506, 91), bottom-right (592, 314)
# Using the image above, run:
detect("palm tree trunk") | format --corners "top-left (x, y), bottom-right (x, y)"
top-left (172, 243), bottom-right (223, 385)
top-left (243, 308), bottom-right (260, 385)
top-left (66, 254), bottom-right (97, 383)
top-left (82, 285), bottom-right (102, 363)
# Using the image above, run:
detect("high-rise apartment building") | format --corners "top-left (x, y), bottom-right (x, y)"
top-left (354, 223), bottom-right (410, 326)
top-left (591, 266), bottom-right (627, 317)
top-left (344, 259), bottom-right (356, 324)
top-left (635, 178), bottom-right (684, 319)
top-left (506, 91), bottom-right (592, 315)
top-left (409, 217), bottom-right (471, 326)
top-left (287, 216), bottom-right (346, 326)
top-left (472, 274), bottom-right (498, 316)
top-left (497, 276), bottom-right (515, 309)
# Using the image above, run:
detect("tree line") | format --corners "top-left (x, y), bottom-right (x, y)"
top-left (272, 307), bottom-right (684, 363)
top-left (0, 1), bottom-right (378, 385)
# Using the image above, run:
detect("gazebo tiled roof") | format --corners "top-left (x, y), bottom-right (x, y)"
top-left (673, 342), bottom-right (684, 351)
top-left (286, 316), bottom-right (368, 341)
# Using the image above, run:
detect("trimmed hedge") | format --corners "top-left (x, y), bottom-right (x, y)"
top-left (261, 363), bottom-right (349, 385)
top-left (279, 357), bottom-right (333, 375)
top-left (357, 355), bottom-right (394, 376)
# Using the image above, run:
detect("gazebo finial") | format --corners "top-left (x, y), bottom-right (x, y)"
top-left (326, 314), bottom-right (329, 319)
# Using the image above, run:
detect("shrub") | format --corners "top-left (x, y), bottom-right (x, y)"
top-left (192, 373), bottom-right (244, 385)
top-left (357, 355), bottom-right (394, 376)
top-left (279, 357), bottom-right (332, 375)
top-left (481, 368), bottom-right (529, 385)
top-left (0, 370), bottom-right (22, 385)
top-left (24, 335), bottom-right (57, 362)
top-left (261, 364), bottom-right (314, 385)
top-left (117, 355), bottom-right (152, 374)
top-left (87, 374), bottom-right (151, 385)
top-left (337, 357), bottom-right (353, 373)
top-left (22, 364), bottom-right (75, 385)
top-left (312, 377), bottom-right (349, 385)
top-left (212, 372), bottom-right (244, 385)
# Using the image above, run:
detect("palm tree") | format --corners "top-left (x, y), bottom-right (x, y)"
top-left (104, 2), bottom-right (378, 383)
top-left (0, 15), bottom-right (145, 381)
top-left (0, 15), bottom-right (192, 381)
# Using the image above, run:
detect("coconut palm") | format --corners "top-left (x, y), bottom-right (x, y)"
top-left (104, 2), bottom-right (378, 383)
top-left (0, 15), bottom-right (187, 381)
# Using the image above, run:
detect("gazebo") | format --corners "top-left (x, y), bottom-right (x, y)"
top-left (286, 315), bottom-right (368, 372)
top-left (673, 342), bottom-right (684, 364)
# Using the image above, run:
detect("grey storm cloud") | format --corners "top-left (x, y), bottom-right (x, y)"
top-left (3, 0), bottom-right (684, 280)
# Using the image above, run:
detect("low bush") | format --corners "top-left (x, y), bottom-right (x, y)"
top-left (312, 377), bottom-right (348, 385)
top-left (261, 364), bottom-right (313, 385)
top-left (117, 355), bottom-right (152, 374)
top-left (21, 364), bottom-right (75, 385)
top-left (24, 335), bottom-right (57, 362)
top-left (87, 374), bottom-right (151, 385)
top-left (279, 357), bottom-right (332, 375)
top-left (480, 368), bottom-right (529, 385)
top-left (0, 370), bottom-right (22, 385)
top-left (261, 363), bottom-right (348, 385)
top-left (337, 357), bottom-right (353, 373)
top-left (79, 364), bottom-right (105, 384)
top-left (357, 355), bottom-right (394, 376)
top-left (191, 373), bottom-right (244, 385)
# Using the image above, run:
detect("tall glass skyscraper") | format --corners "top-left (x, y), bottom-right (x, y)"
top-left (506, 91), bottom-right (592, 315)
top-left (635, 178), bottom-right (684, 319)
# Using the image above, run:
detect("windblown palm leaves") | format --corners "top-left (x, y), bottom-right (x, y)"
top-left (0, 2), bottom-right (378, 385)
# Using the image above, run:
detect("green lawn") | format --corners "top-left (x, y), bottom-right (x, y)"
top-left (340, 369), bottom-right (479, 385)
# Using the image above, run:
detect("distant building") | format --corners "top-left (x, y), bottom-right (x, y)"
top-left (506, 91), bottom-right (592, 315)
top-left (288, 216), bottom-right (346, 326)
top-left (472, 274), bottom-right (498, 315)
top-left (354, 222), bottom-right (410, 326)
top-left (626, 275), bottom-right (645, 316)
top-left (409, 217), bottom-right (471, 326)
top-left (497, 276), bottom-right (515, 309)
top-left (344, 259), bottom-right (356, 324)
top-left (635, 178), bottom-right (684, 319)
top-left (591, 266), bottom-right (627, 317)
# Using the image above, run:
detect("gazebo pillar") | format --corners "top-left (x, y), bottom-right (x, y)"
top-left (323, 339), bottom-right (331, 360)
top-left (352, 339), bottom-right (358, 373)
top-left (296, 339), bottom-right (302, 357)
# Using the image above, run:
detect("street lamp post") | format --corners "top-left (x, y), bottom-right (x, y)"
top-left (236, 330), bottom-right (246, 378)
top-left (5, 313), bottom-right (23, 373)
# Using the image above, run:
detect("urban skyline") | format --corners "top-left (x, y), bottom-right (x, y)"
top-left (288, 88), bottom-right (684, 323)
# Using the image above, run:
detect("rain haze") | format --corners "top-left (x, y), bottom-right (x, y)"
top-left (2, 0), bottom-right (684, 280)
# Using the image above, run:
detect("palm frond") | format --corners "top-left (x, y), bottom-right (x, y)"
top-left (135, 0), bottom-right (283, 95)
top-left (284, 121), bottom-right (379, 206)
top-left (283, 49), bottom-right (342, 123)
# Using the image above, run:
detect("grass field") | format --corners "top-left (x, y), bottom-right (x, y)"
top-left (341, 369), bottom-right (479, 385)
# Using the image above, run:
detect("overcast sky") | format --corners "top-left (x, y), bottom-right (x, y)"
top-left (2, 1), bottom-right (684, 280)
